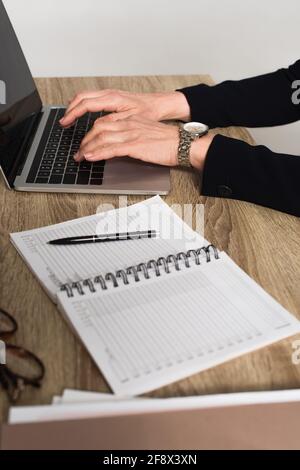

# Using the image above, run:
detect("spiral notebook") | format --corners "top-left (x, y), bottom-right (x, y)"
top-left (10, 196), bottom-right (300, 395)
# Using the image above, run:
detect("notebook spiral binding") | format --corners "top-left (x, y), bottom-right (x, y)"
top-left (61, 244), bottom-right (219, 298)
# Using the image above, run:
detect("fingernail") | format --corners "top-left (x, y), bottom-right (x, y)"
top-left (59, 118), bottom-right (65, 123)
top-left (84, 153), bottom-right (93, 160)
top-left (74, 152), bottom-right (79, 161)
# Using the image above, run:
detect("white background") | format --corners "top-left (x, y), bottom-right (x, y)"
top-left (3, 0), bottom-right (300, 154)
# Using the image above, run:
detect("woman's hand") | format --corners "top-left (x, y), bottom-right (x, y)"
top-left (73, 117), bottom-right (213, 170)
top-left (60, 89), bottom-right (191, 127)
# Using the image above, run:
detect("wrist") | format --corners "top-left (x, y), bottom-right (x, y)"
top-left (189, 134), bottom-right (214, 171)
top-left (157, 91), bottom-right (191, 122)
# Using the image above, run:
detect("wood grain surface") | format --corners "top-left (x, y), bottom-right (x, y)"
top-left (1, 75), bottom-right (300, 422)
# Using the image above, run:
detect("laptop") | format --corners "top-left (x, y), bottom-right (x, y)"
top-left (0, 1), bottom-right (170, 195)
top-left (2, 399), bottom-right (300, 450)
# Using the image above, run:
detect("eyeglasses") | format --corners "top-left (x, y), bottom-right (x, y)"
top-left (0, 308), bottom-right (45, 402)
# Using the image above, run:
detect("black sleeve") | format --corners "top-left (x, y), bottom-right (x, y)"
top-left (201, 134), bottom-right (300, 217)
top-left (178, 60), bottom-right (300, 128)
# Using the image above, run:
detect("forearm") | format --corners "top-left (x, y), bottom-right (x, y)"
top-left (178, 60), bottom-right (300, 128)
top-left (199, 135), bottom-right (300, 217)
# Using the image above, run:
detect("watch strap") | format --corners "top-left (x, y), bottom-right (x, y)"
top-left (177, 128), bottom-right (195, 168)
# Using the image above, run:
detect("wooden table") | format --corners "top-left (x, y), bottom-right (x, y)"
top-left (1, 75), bottom-right (300, 423)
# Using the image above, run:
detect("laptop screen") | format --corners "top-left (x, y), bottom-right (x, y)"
top-left (0, 0), bottom-right (42, 184)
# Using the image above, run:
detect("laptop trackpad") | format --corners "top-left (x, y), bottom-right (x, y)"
top-left (103, 157), bottom-right (170, 192)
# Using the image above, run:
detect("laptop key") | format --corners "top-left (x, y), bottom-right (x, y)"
top-left (65, 167), bottom-right (78, 174)
top-left (57, 151), bottom-right (69, 157)
top-left (60, 141), bottom-right (72, 146)
top-left (38, 171), bottom-right (51, 177)
top-left (49, 175), bottom-right (63, 184)
top-left (53, 160), bottom-right (66, 168)
top-left (35, 177), bottom-right (49, 184)
top-left (91, 167), bottom-right (104, 173)
top-left (76, 172), bottom-right (90, 184)
top-left (63, 174), bottom-right (77, 184)
top-left (40, 165), bottom-right (51, 171)
top-left (52, 168), bottom-right (64, 175)
top-left (57, 109), bottom-right (66, 118)
top-left (90, 178), bottom-right (103, 186)
top-left (80, 162), bottom-right (92, 170)
top-left (43, 153), bottom-right (55, 159)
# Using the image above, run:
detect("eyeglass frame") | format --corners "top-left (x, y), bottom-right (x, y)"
top-left (0, 308), bottom-right (45, 402)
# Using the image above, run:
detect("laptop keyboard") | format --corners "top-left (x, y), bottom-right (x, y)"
top-left (26, 108), bottom-right (106, 185)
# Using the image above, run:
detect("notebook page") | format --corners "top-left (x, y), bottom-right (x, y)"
top-left (51, 390), bottom-right (141, 405)
top-left (58, 388), bottom-right (300, 407)
top-left (61, 390), bottom-right (124, 403)
top-left (59, 389), bottom-right (140, 404)
top-left (10, 196), bottom-right (205, 301)
top-left (57, 253), bottom-right (300, 396)
top-left (51, 396), bottom-right (62, 405)
top-left (51, 391), bottom-right (116, 405)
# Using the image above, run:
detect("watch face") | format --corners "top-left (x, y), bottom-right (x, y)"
top-left (183, 122), bottom-right (209, 135)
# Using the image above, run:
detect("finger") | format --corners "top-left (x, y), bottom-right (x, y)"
top-left (74, 153), bottom-right (85, 162)
top-left (75, 131), bottom-right (136, 161)
top-left (84, 143), bottom-right (136, 162)
top-left (65, 90), bottom-right (109, 115)
top-left (66, 92), bottom-right (99, 113)
top-left (61, 93), bottom-right (121, 127)
top-left (60, 98), bottom-right (105, 127)
top-left (80, 119), bottom-right (136, 147)
top-left (98, 110), bottom-right (134, 123)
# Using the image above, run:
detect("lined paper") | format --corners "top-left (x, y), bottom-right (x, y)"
top-left (57, 253), bottom-right (300, 396)
top-left (10, 196), bottom-right (205, 301)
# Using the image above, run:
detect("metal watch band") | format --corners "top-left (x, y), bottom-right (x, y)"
top-left (177, 128), bottom-right (195, 168)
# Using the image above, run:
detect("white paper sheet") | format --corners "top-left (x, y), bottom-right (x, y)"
top-left (9, 389), bottom-right (300, 424)
top-left (60, 389), bottom-right (138, 404)
top-left (51, 396), bottom-right (62, 405)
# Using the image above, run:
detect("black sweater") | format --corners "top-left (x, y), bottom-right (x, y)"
top-left (178, 60), bottom-right (300, 217)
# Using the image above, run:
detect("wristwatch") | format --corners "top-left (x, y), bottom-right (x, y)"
top-left (177, 122), bottom-right (209, 168)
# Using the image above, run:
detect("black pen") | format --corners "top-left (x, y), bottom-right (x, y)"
top-left (48, 230), bottom-right (158, 246)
